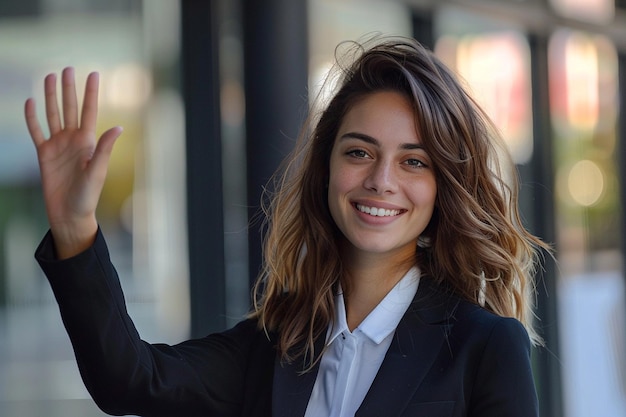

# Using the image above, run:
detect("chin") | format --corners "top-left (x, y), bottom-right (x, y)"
top-left (352, 240), bottom-right (413, 257)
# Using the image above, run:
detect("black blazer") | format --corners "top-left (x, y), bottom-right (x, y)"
top-left (36, 229), bottom-right (539, 417)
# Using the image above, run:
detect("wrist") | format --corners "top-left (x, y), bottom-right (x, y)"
top-left (49, 216), bottom-right (98, 260)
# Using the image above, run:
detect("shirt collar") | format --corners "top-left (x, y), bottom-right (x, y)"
top-left (327, 266), bottom-right (420, 346)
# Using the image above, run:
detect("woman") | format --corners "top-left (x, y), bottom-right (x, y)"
top-left (25, 37), bottom-right (547, 416)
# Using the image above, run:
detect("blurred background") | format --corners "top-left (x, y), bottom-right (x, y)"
top-left (0, 0), bottom-right (624, 416)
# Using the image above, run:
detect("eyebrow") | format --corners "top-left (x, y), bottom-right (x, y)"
top-left (339, 131), bottom-right (424, 151)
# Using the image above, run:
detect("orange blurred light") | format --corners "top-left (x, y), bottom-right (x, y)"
top-left (564, 33), bottom-right (599, 131)
top-left (438, 32), bottom-right (533, 164)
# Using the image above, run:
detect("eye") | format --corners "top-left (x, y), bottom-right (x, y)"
top-left (346, 149), bottom-right (370, 159)
top-left (404, 158), bottom-right (427, 168)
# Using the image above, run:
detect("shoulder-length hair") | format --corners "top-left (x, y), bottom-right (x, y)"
top-left (251, 36), bottom-right (549, 365)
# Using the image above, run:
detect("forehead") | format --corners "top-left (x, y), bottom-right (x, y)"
top-left (337, 91), bottom-right (421, 144)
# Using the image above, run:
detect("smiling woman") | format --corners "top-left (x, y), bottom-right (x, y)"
top-left (254, 37), bottom-right (550, 417)
top-left (27, 37), bottom-right (549, 417)
top-left (327, 92), bottom-right (437, 289)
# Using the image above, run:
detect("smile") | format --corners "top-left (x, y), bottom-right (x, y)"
top-left (355, 204), bottom-right (402, 217)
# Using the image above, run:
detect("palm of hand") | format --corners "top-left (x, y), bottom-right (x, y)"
top-left (25, 67), bottom-right (122, 257)
top-left (36, 126), bottom-right (100, 226)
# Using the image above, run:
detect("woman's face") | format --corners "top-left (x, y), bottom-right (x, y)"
top-left (327, 91), bottom-right (437, 262)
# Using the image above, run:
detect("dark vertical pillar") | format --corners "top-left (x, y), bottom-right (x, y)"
top-left (412, 8), bottom-right (435, 51)
top-left (519, 34), bottom-right (563, 417)
top-left (181, 1), bottom-right (226, 337)
top-left (618, 51), bottom-right (626, 383)
top-left (243, 0), bottom-right (308, 288)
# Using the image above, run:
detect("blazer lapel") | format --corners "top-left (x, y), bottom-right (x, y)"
top-left (356, 278), bottom-right (457, 417)
top-left (272, 335), bottom-right (326, 417)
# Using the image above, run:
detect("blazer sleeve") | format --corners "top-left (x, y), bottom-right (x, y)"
top-left (35, 228), bottom-right (272, 417)
top-left (468, 316), bottom-right (539, 417)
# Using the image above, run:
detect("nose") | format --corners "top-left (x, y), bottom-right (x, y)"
top-left (363, 159), bottom-right (397, 194)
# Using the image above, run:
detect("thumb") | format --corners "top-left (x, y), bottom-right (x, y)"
top-left (91, 126), bottom-right (123, 178)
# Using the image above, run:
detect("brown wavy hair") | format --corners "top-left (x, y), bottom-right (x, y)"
top-left (251, 36), bottom-right (549, 366)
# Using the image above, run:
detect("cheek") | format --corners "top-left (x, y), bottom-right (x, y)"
top-left (409, 179), bottom-right (437, 210)
top-left (328, 165), bottom-right (359, 205)
top-left (327, 158), bottom-right (345, 201)
top-left (327, 164), bottom-right (355, 227)
top-left (327, 176), bottom-right (342, 223)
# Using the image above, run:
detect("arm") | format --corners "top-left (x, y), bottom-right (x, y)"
top-left (469, 317), bottom-right (539, 417)
top-left (36, 228), bottom-right (262, 416)
top-left (26, 70), bottom-right (273, 416)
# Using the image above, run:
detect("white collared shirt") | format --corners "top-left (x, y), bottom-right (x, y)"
top-left (304, 267), bottom-right (420, 417)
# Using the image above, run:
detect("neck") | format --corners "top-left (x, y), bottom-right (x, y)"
top-left (340, 246), bottom-right (416, 331)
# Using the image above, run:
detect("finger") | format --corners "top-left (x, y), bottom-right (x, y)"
top-left (62, 67), bottom-right (79, 129)
top-left (80, 72), bottom-right (99, 133)
top-left (91, 126), bottom-right (123, 177)
top-left (24, 98), bottom-right (46, 146)
top-left (44, 73), bottom-right (62, 135)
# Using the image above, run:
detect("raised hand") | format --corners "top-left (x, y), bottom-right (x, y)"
top-left (25, 67), bottom-right (123, 259)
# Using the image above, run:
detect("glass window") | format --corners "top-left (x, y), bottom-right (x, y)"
top-left (433, 7), bottom-right (533, 168)
top-left (548, 28), bottom-right (625, 417)
top-left (550, 0), bottom-right (615, 24)
top-left (436, 31), bottom-right (533, 165)
top-left (308, 0), bottom-right (412, 106)
top-left (0, 2), bottom-right (186, 416)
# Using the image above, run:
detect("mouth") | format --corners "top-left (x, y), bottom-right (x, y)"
top-left (355, 203), bottom-right (403, 217)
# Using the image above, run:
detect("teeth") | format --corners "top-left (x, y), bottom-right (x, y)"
top-left (356, 204), bottom-right (400, 217)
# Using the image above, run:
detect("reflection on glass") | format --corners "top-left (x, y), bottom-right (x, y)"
top-left (550, 0), bottom-right (615, 24)
top-left (104, 63), bottom-right (152, 110)
top-left (308, 0), bottom-right (411, 109)
top-left (549, 29), bottom-right (619, 264)
top-left (435, 31), bottom-right (533, 165)
top-left (550, 31), bottom-right (600, 134)
top-left (565, 159), bottom-right (604, 207)
top-left (549, 28), bottom-right (625, 417)
top-left (0, 2), bottom-right (186, 416)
